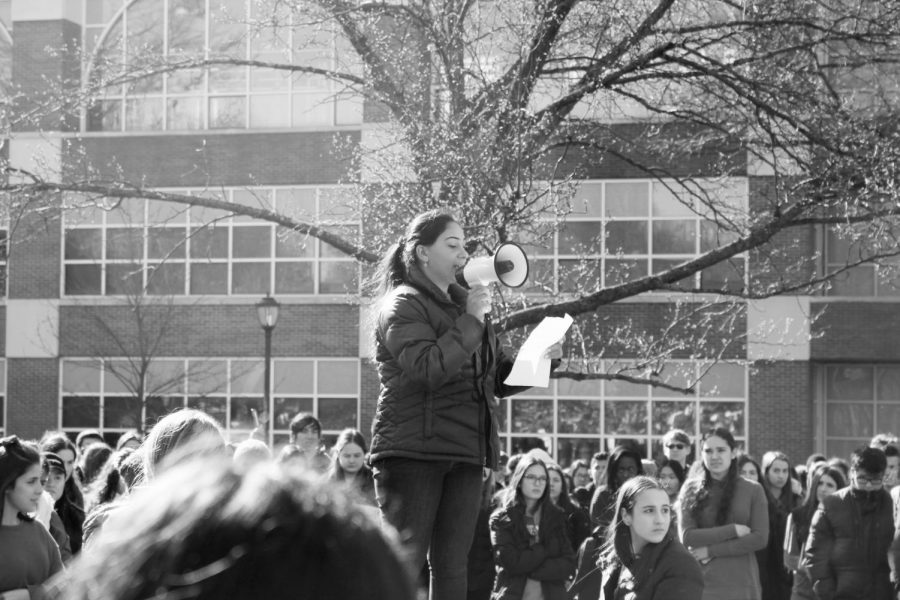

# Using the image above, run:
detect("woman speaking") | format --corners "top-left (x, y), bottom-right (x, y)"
top-left (369, 209), bottom-right (556, 600)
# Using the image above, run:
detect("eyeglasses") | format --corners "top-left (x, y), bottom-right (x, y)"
top-left (666, 443), bottom-right (686, 450)
top-left (856, 475), bottom-right (883, 486)
top-left (523, 474), bottom-right (548, 484)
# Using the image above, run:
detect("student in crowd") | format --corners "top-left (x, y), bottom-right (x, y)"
top-left (368, 209), bottom-right (560, 599)
top-left (657, 459), bottom-right (686, 506)
top-left (282, 413), bottom-right (331, 474)
top-left (81, 448), bottom-right (137, 547)
top-left (678, 428), bottom-right (769, 600)
top-left (803, 446), bottom-right (896, 600)
top-left (39, 452), bottom-right (72, 563)
top-left (826, 457), bottom-right (850, 483)
top-left (142, 409), bottom-right (226, 481)
top-left (489, 455), bottom-right (575, 600)
top-left (325, 428), bottom-right (376, 507)
top-left (572, 452), bottom-right (607, 511)
top-left (662, 429), bottom-right (693, 470)
top-left (598, 476), bottom-right (704, 600)
top-left (882, 444), bottom-right (899, 490)
top-left (870, 432), bottom-right (898, 450)
top-left (74, 430), bottom-right (104, 454)
top-left (567, 459), bottom-right (592, 492)
top-left (0, 436), bottom-right (63, 600)
top-left (590, 446), bottom-right (644, 536)
top-left (783, 464), bottom-right (846, 600)
top-left (53, 457), bottom-right (416, 600)
top-left (546, 462), bottom-right (591, 553)
top-left (737, 454), bottom-right (763, 484)
top-left (114, 430), bottom-right (142, 452)
top-left (39, 433), bottom-right (84, 555)
top-left (232, 439), bottom-right (272, 472)
top-left (78, 444), bottom-right (113, 491)
top-left (760, 451), bottom-right (801, 600)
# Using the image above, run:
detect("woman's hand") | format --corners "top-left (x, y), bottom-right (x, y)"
top-left (688, 546), bottom-right (710, 564)
top-left (543, 341), bottom-right (563, 360)
top-left (466, 285), bottom-right (492, 322)
top-left (735, 524), bottom-right (751, 538)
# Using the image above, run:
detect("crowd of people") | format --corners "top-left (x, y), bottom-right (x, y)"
top-left (6, 207), bottom-right (900, 600)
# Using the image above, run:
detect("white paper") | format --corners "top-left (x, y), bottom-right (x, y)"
top-left (504, 314), bottom-right (573, 387)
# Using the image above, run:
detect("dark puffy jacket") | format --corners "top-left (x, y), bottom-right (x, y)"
top-left (802, 487), bottom-right (896, 600)
top-left (490, 502), bottom-right (576, 600)
top-left (600, 533), bottom-right (705, 600)
top-left (371, 265), bottom-right (520, 469)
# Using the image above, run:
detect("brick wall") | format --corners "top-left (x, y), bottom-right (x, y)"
top-left (59, 302), bottom-right (360, 357)
top-left (11, 20), bottom-right (81, 132)
top-left (811, 302), bottom-right (900, 361)
top-left (8, 195), bottom-right (61, 299)
top-left (65, 131), bottom-right (361, 187)
top-left (748, 360), bottom-right (814, 463)
top-left (7, 358), bottom-right (59, 439)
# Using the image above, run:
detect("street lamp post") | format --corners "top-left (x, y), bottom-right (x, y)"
top-left (256, 295), bottom-right (280, 422)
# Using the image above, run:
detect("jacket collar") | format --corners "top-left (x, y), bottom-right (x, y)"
top-left (406, 263), bottom-right (468, 307)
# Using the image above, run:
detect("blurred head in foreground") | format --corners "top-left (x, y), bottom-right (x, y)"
top-left (56, 457), bottom-right (415, 600)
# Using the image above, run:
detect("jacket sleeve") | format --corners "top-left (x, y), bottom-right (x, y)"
top-left (380, 293), bottom-right (484, 390)
top-left (802, 502), bottom-right (836, 600)
top-left (677, 482), bottom-right (741, 548)
top-left (528, 517), bottom-right (576, 582)
top-left (651, 552), bottom-right (705, 600)
top-left (490, 514), bottom-right (549, 576)
top-left (783, 513), bottom-right (800, 571)
top-left (707, 483), bottom-right (768, 558)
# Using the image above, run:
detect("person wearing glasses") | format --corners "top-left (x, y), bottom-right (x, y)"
top-left (802, 446), bottom-right (899, 600)
top-left (662, 429), bottom-right (693, 470)
top-left (489, 455), bottom-right (575, 600)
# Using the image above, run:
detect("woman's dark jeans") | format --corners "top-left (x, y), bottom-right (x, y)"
top-left (373, 457), bottom-right (484, 600)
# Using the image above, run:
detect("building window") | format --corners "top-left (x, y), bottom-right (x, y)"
top-left (818, 364), bottom-right (900, 458)
top-left (60, 357), bottom-right (360, 448)
top-left (0, 360), bottom-right (6, 437)
top-left (83, 0), bottom-right (364, 132)
top-left (62, 186), bottom-right (360, 296)
top-left (520, 179), bottom-right (747, 295)
top-left (500, 360), bottom-right (747, 467)
top-left (823, 225), bottom-right (900, 297)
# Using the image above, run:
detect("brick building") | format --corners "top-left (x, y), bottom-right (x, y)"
top-left (1, 0), bottom-right (898, 466)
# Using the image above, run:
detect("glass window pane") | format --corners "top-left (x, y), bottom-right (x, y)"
top-left (187, 359), bottom-right (228, 395)
top-left (825, 365), bottom-right (874, 401)
top-left (557, 377), bottom-right (600, 397)
top-left (275, 262), bottom-right (314, 294)
top-left (826, 402), bottom-right (873, 439)
top-left (652, 401), bottom-right (696, 435)
top-left (605, 182), bottom-right (648, 217)
top-left (187, 396), bottom-right (227, 427)
top-left (317, 361), bottom-right (358, 394)
top-left (145, 395), bottom-right (186, 429)
top-left (652, 365), bottom-right (695, 398)
top-left (558, 259), bottom-right (601, 294)
top-left (319, 261), bottom-right (357, 294)
top-left (65, 265), bottom-right (102, 295)
top-left (249, 94), bottom-right (290, 128)
top-left (275, 188), bottom-right (317, 218)
top-left (209, 0), bottom-right (246, 54)
top-left (604, 259), bottom-right (646, 287)
top-left (147, 200), bottom-right (187, 224)
top-left (559, 222), bottom-right (602, 255)
top-left (276, 231), bottom-right (315, 258)
top-left (209, 96), bottom-right (245, 128)
top-left (147, 227), bottom-right (186, 259)
top-left (190, 263), bottom-right (228, 295)
top-left (230, 396), bottom-right (265, 431)
top-left (106, 263), bottom-right (144, 295)
top-left (168, 0), bottom-right (205, 55)
top-left (652, 183), bottom-right (694, 217)
top-left (520, 258), bottom-right (554, 295)
top-left (700, 402), bottom-right (745, 436)
top-left (274, 360), bottom-right (314, 394)
top-left (558, 400), bottom-right (599, 434)
top-left (700, 258), bottom-right (745, 293)
top-left (604, 401), bottom-right (647, 435)
top-left (190, 227), bottom-right (228, 259)
top-left (320, 227), bottom-right (359, 257)
top-left (877, 366), bottom-right (900, 401)
top-left (318, 397), bottom-right (357, 430)
top-left (512, 399), bottom-right (554, 433)
top-left (147, 263), bottom-right (185, 295)
top-left (700, 363), bottom-right (745, 398)
top-left (63, 361), bottom-right (101, 393)
top-left (232, 262), bottom-right (270, 294)
top-left (233, 225), bottom-right (271, 258)
top-left (556, 438), bottom-right (600, 469)
top-left (652, 220), bottom-right (696, 254)
top-left (827, 266), bottom-right (875, 297)
top-left (876, 404), bottom-right (900, 441)
top-left (107, 201), bottom-right (145, 226)
top-left (62, 396), bottom-right (100, 428)
top-left (292, 92), bottom-right (334, 126)
top-left (146, 360), bottom-right (185, 395)
top-left (231, 360), bottom-right (265, 395)
top-left (65, 229), bottom-right (103, 260)
top-left (107, 228), bottom-right (144, 260)
top-left (570, 183), bottom-right (603, 217)
top-left (87, 99), bottom-right (123, 131)
top-left (700, 220), bottom-right (740, 252)
top-left (605, 222), bottom-right (647, 255)
top-left (272, 397), bottom-right (313, 430)
top-left (104, 361), bottom-right (134, 394)
top-left (104, 396), bottom-right (142, 429)
top-left (825, 439), bottom-right (867, 462)
top-left (167, 96), bottom-right (203, 129)
top-left (125, 97), bottom-right (164, 130)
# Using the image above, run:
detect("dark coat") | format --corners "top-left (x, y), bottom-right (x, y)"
top-left (371, 265), bottom-right (520, 469)
top-left (590, 485), bottom-right (617, 535)
top-left (802, 487), bottom-right (896, 600)
top-left (490, 501), bottom-right (576, 600)
top-left (600, 534), bottom-right (705, 600)
top-left (561, 501), bottom-right (592, 554)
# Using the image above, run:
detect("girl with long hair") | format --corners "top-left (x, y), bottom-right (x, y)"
top-left (783, 464), bottom-right (846, 600)
top-left (657, 459), bottom-right (686, 503)
top-left (326, 428), bottom-right (376, 507)
top-left (368, 209), bottom-right (560, 599)
top-left (489, 455), bottom-right (575, 600)
top-left (598, 476), bottom-right (704, 599)
top-left (546, 462), bottom-right (591, 552)
top-left (590, 446), bottom-right (645, 537)
top-left (677, 428), bottom-right (769, 600)
top-left (0, 436), bottom-right (63, 599)
top-left (760, 451), bottom-right (802, 600)
top-left (39, 432), bottom-right (85, 555)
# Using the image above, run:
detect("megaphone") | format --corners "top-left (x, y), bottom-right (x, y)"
top-left (456, 242), bottom-right (530, 288)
